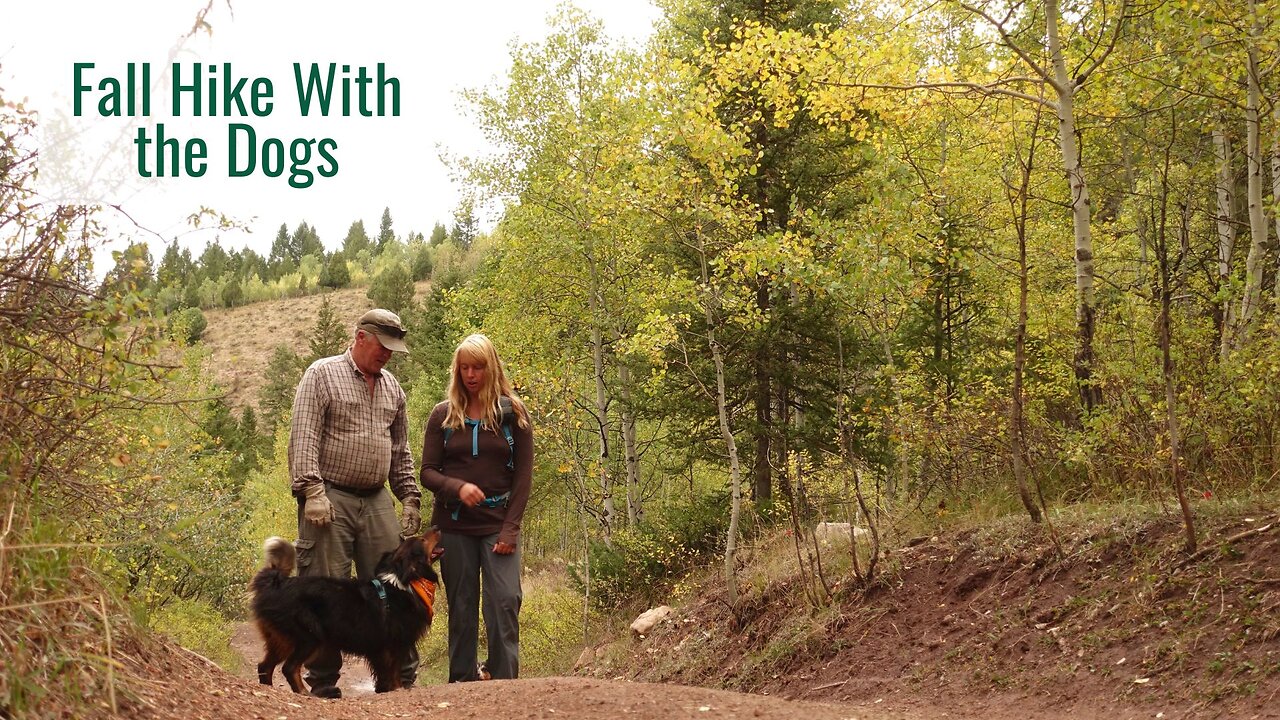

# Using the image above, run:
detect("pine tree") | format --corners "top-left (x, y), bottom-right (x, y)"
top-left (259, 345), bottom-right (306, 430)
top-left (294, 221), bottom-right (324, 259)
top-left (238, 405), bottom-right (265, 473)
top-left (343, 220), bottom-right (370, 257)
top-left (429, 222), bottom-right (448, 247)
top-left (411, 246), bottom-right (433, 281)
top-left (308, 295), bottom-right (350, 363)
top-left (221, 279), bottom-right (243, 307)
top-left (268, 222), bottom-right (291, 278)
top-left (367, 263), bottom-right (414, 315)
top-left (157, 240), bottom-right (192, 288)
top-left (319, 253), bottom-right (351, 289)
top-left (378, 207), bottom-right (396, 249)
top-left (182, 281), bottom-right (203, 309)
top-left (199, 241), bottom-right (229, 280)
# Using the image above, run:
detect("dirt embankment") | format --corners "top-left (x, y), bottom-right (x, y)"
top-left (583, 511), bottom-right (1280, 720)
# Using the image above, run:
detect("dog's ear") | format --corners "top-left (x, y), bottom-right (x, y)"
top-left (388, 534), bottom-right (430, 580)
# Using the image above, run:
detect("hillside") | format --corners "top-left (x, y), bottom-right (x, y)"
top-left (199, 282), bottom-right (430, 410)
top-left (581, 506), bottom-right (1280, 720)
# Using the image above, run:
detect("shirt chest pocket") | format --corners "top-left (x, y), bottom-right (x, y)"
top-left (378, 402), bottom-right (399, 428)
top-left (331, 396), bottom-right (370, 431)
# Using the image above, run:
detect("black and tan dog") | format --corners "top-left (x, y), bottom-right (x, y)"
top-left (249, 529), bottom-right (443, 695)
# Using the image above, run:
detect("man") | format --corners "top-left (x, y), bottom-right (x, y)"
top-left (287, 308), bottom-right (422, 698)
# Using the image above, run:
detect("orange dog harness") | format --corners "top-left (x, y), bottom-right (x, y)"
top-left (410, 578), bottom-right (437, 620)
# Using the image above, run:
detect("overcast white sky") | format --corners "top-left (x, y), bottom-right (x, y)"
top-left (2, 0), bottom-right (660, 266)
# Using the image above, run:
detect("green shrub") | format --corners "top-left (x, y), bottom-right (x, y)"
top-left (167, 306), bottom-right (207, 344)
top-left (570, 490), bottom-right (730, 609)
top-left (221, 278), bottom-right (243, 307)
top-left (150, 597), bottom-right (240, 671)
top-left (411, 245), bottom-right (433, 281)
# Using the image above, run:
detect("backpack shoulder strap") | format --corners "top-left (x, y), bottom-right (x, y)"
top-left (442, 400), bottom-right (515, 470)
top-left (498, 397), bottom-right (515, 470)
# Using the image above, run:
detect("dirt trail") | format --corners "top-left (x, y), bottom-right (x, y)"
top-left (205, 622), bottom-right (921, 720)
top-left (231, 621), bottom-right (378, 697)
top-left (133, 625), bottom-right (926, 720)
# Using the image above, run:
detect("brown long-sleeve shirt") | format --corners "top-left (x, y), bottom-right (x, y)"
top-left (419, 400), bottom-right (533, 545)
top-left (287, 351), bottom-right (419, 506)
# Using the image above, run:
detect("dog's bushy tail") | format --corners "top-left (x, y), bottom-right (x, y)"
top-left (249, 536), bottom-right (296, 594)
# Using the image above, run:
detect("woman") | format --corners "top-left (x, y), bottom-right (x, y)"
top-left (420, 333), bottom-right (533, 682)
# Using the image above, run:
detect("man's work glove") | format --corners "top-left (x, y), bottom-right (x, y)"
top-left (303, 483), bottom-right (335, 527)
top-left (400, 500), bottom-right (422, 538)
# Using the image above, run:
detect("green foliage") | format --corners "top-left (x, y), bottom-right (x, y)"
top-left (570, 491), bottom-right (731, 609)
top-left (308, 294), bottom-right (350, 363)
top-left (240, 422), bottom-right (299, 570)
top-left (343, 219), bottom-right (371, 257)
top-left (449, 200), bottom-right (478, 250)
top-left (149, 597), bottom-right (241, 670)
top-left (378, 206), bottom-right (396, 249)
top-left (0, 510), bottom-right (131, 719)
top-left (182, 280), bottom-right (202, 309)
top-left (101, 241), bottom-right (154, 295)
top-left (220, 277), bottom-right (243, 307)
top-left (429, 222), bottom-right (448, 247)
top-left (318, 252), bottom-right (351, 289)
top-left (157, 240), bottom-right (194, 287)
top-left (367, 262), bottom-right (414, 314)
top-left (259, 344), bottom-right (306, 430)
top-left (411, 244), bottom-right (434, 281)
top-left (167, 306), bottom-right (207, 345)
top-left (517, 572), bottom-right (594, 676)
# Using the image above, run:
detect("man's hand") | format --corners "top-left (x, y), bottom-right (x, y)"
top-left (493, 541), bottom-right (516, 555)
top-left (401, 501), bottom-right (422, 537)
top-left (458, 482), bottom-right (486, 507)
top-left (302, 484), bottom-right (334, 527)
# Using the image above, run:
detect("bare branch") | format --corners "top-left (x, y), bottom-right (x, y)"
top-left (958, 1), bottom-right (1059, 91)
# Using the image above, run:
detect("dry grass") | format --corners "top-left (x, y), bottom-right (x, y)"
top-left (200, 282), bottom-right (430, 411)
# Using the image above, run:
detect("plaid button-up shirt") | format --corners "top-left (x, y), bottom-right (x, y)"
top-left (287, 350), bottom-right (419, 506)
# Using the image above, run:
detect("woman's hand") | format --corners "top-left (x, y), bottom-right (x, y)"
top-left (458, 482), bottom-right (486, 507)
top-left (492, 541), bottom-right (516, 555)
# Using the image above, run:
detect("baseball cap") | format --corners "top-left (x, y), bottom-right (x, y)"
top-left (356, 309), bottom-right (408, 353)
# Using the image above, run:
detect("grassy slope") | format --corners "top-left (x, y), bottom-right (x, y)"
top-left (199, 282), bottom-right (429, 411)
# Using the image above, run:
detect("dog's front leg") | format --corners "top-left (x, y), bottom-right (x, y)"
top-left (371, 651), bottom-right (401, 693)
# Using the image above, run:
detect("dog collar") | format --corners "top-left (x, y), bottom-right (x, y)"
top-left (371, 578), bottom-right (389, 610)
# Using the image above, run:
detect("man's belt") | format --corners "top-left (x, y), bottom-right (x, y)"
top-left (325, 481), bottom-right (385, 498)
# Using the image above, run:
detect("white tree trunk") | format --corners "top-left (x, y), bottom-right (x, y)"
top-left (1216, 125), bottom-right (1238, 360)
top-left (697, 247), bottom-right (742, 608)
top-left (1272, 104), bottom-right (1280, 314)
top-left (1237, 5), bottom-right (1268, 344)
top-left (712, 323), bottom-right (742, 608)
top-left (1047, 0), bottom-right (1099, 410)
top-left (588, 260), bottom-right (614, 540)
top-left (618, 363), bottom-right (642, 526)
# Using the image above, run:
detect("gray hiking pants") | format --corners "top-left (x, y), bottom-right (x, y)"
top-left (295, 485), bottom-right (419, 689)
top-left (439, 531), bottom-right (522, 681)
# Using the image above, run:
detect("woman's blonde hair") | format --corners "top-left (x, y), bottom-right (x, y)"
top-left (443, 333), bottom-right (529, 432)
